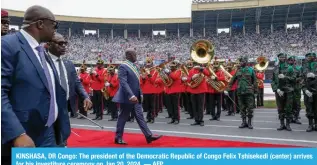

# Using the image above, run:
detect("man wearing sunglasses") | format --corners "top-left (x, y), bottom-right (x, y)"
top-left (1, 9), bottom-right (10, 36)
top-left (2, 5), bottom-right (69, 164)
top-left (46, 32), bottom-right (92, 121)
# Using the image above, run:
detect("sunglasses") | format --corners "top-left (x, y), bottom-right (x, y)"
top-left (23, 18), bottom-right (59, 29)
top-left (53, 41), bottom-right (68, 46)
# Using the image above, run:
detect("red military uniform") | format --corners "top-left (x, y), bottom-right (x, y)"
top-left (107, 73), bottom-right (119, 97)
top-left (91, 67), bottom-right (107, 90)
top-left (256, 71), bottom-right (265, 106)
top-left (154, 76), bottom-right (165, 116)
top-left (80, 72), bottom-right (91, 94)
top-left (187, 67), bottom-right (210, 125)
top-left (140, 69), bottom-right (158, 122)
top-left (165, 69), bottom-right (182, 123)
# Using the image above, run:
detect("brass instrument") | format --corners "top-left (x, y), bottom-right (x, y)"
top-left (156, 61), bottom-right (173, 87)
top-left (254, 56), bottom-right (268, 87)
top-left (206, 64), bottom-right (226, 92)
top-left (190, 39), bottom-right (215, 64)
top-left (188, 40), bottom-right (215, 88)
top-left (101, 65), bottom-right (112, 100)
top-left (219, 65), bottom-right (232, 83)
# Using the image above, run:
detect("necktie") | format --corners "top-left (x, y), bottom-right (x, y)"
top-left (35, 46), bottom-right (55, 127)
top-left (57, 58), bottom-right (67, 92)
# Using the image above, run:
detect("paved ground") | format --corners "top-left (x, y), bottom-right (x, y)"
top-left (70, 108), bottom-right (317, 147)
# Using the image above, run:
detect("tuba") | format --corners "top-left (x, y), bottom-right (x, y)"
top-left (254, 56), bottom-right (268, 87)
top-left (188, 40), bottom-right (215, 88)
top-left (206, 64), bottom-right (227, 92)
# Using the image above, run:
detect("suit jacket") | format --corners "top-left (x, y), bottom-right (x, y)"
top-left (46, 57), bottom-right (89, 114)
top-left (1, 32), bottom-right (70, 149)
top-left (112, 61), bottom-right (143, 104)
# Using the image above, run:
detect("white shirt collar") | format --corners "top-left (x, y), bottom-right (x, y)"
top-left (48, 51), bottom-right (60, 61)
top-left (20, 29), bottom-right (39, 49)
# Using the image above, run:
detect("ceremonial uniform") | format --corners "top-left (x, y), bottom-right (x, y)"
top-left (154, 77), bottom-right (165, 117)
top-left (141, 69), bottom-right (158, 123)
top-left (78, 70), bottom-right (91, 117)
top-left (256, 71), bottom-right (264, 106)
top-left (90, 62), bottom-right (107, 120)
top-left (271, 54), bottom-right (297, 131)
top-left (226, 56), bottom-right (257, 129)
top-left (187, 66), bottom-right (210, 126)
top-left (165, 68), bottom-right (182, 124)
top-left (288, 58), bottom-right (302, 124)
top-left (302, 53), bottom-right (317, 132)
top-left (106, 70), bottom-right (119, 120)
top-left (208, 68), bottom-right (225, 120)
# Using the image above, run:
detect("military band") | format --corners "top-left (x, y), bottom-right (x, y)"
top-left (74, 41), bottom-right (316, 133)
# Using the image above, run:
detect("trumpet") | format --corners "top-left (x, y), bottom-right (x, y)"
top-left (206, 64), bottom-right (226, 92)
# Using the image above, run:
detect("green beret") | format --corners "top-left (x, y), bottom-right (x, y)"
top-left (277, 53), bottom-right (287, 57)
top-left (288, 56), bottom-right (296, 60)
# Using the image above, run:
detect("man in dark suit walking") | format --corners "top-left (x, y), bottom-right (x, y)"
top-left (46, 32), bottom-right (92, 119)
top-left (113, 48), bottom-right (162, 145)
top-left (1, 5), bottom-right (70, 165)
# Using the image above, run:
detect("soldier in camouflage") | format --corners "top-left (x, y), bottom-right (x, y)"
top-left (302, 53), bottom-right (317, 132)
top-left (225, 56), bottom-right (257, 129)
top-left (271, 53), bottom-right (297, 131)
top-left (287, 56), bottom-right (302, 124)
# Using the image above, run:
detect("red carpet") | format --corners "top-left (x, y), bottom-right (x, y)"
top-left (68, 128), bottom-right (298, 147)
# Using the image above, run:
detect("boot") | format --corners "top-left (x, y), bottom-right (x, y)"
top-left (239, 118), bottom-right (248, 128)
top-left (285, 119), bottom-right (292, 131)
top-left (277, 119), bottom-right (285, 131)
top-left (247, 117), bottom-right (253, 129)
top-left (306, 118), bottom-right (314, 132)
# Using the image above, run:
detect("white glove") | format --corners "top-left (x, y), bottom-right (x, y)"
top-left (224, 91), bottom-right (229, 96)
top-left (92, 70), bottom-right (97, 75)
top-left (164, 69), bottom-right (170, 74)
top-left (277, 89), bottom-right (284, 97)
top-left (211, 76), bottom-right (216, 80)
top-left (181, 77), bottom-right (188, 81)
top-left (192, 74), bottom-right (199, 80)
top-left (305, 90), bottom-right (313, 97)
top-left (105, 82), bottom-right (110, 87)
top-left (307, 72), bottom-right (315, 78)
top-left (278, 74), bottom-right (285, 79)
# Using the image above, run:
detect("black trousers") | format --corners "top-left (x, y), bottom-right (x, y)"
top-left (92, 90), bottom-right (103, 118)
top-left (78, 96), bottom-right (87, 116)
top-left (205, 93), bottom-right (212, 114)
top-left (191, 93), bottom-right (205, 123)
top-left (166, 93), bottom-right (181, 121)
top-left (163, 93), bottom-right (172, 117)
top-left (183, 92), bottom-right (193, 117)
top-left (210, 93), bottom-right (222, 119)
top-left (257, 88), bottom-right (264, 106)
top-left (154, 93), bottom-right (163, 116)
top-left (143, 94), bottom-right (155, 120)
top-left (221, 92), bottom-right (227, 111)
top-left (109, 97), bottom-right (118, 119)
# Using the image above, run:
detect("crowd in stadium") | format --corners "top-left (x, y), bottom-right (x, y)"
top-left (63, 26), bottom-right (317, 62)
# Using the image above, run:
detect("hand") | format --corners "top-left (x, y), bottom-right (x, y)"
top-left (277, 89), bottom-right (284, 97)
top-left (164, 69), bottom-right (170, 74)
top-left (181, 77), bottom-right (187, 81)
top-left (13, 134), bottom-right (35, 147)
top-left (307, 72), bottom-right (315, 78)
top-left (305, 90), bottom-right (313, 97)
top-left (192, 74), bottom-right (199, 80)
top-left (224, 91), bottom-right (229, 96)
top-left (211, 76), bottom-right (216, 80)
top-left (92, 71), bottom-right (97, 75)
top-left (83, 98), bottom-right (92, 111)
top-left (129, 96), bottom-right (138, 103)
top-left (105, 82), bottom-right (110, 87)
top-left (278, 74), bottom-right (285, 79)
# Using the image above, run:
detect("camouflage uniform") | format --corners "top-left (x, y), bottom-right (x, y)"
top-left (288, 56), bottom-right (302, 124)
top-left (226, 56), bottom-right (257, 129)
top-left (302, 53), bottom-right (317, 132)
top-left (271, 54), bottom-right (297, 131)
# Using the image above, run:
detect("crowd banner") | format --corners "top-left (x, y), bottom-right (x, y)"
top-left (12, 148), bottom-right (317, 165)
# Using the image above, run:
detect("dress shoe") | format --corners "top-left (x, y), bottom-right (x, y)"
top-left (174, 120), bottom-right (179, 124)
top-left (93, 116), bottom-right (102, 120)
top-left (115, 139), bottom-right (127, 145)
top-left (108, 118), bottom-right (117, 121)
top-left (146, 135), bottom-right (162, 144)
top-left (200, 122), bottom-right (204, 126)
top-left (191, 122), bottom-right (200, 126)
